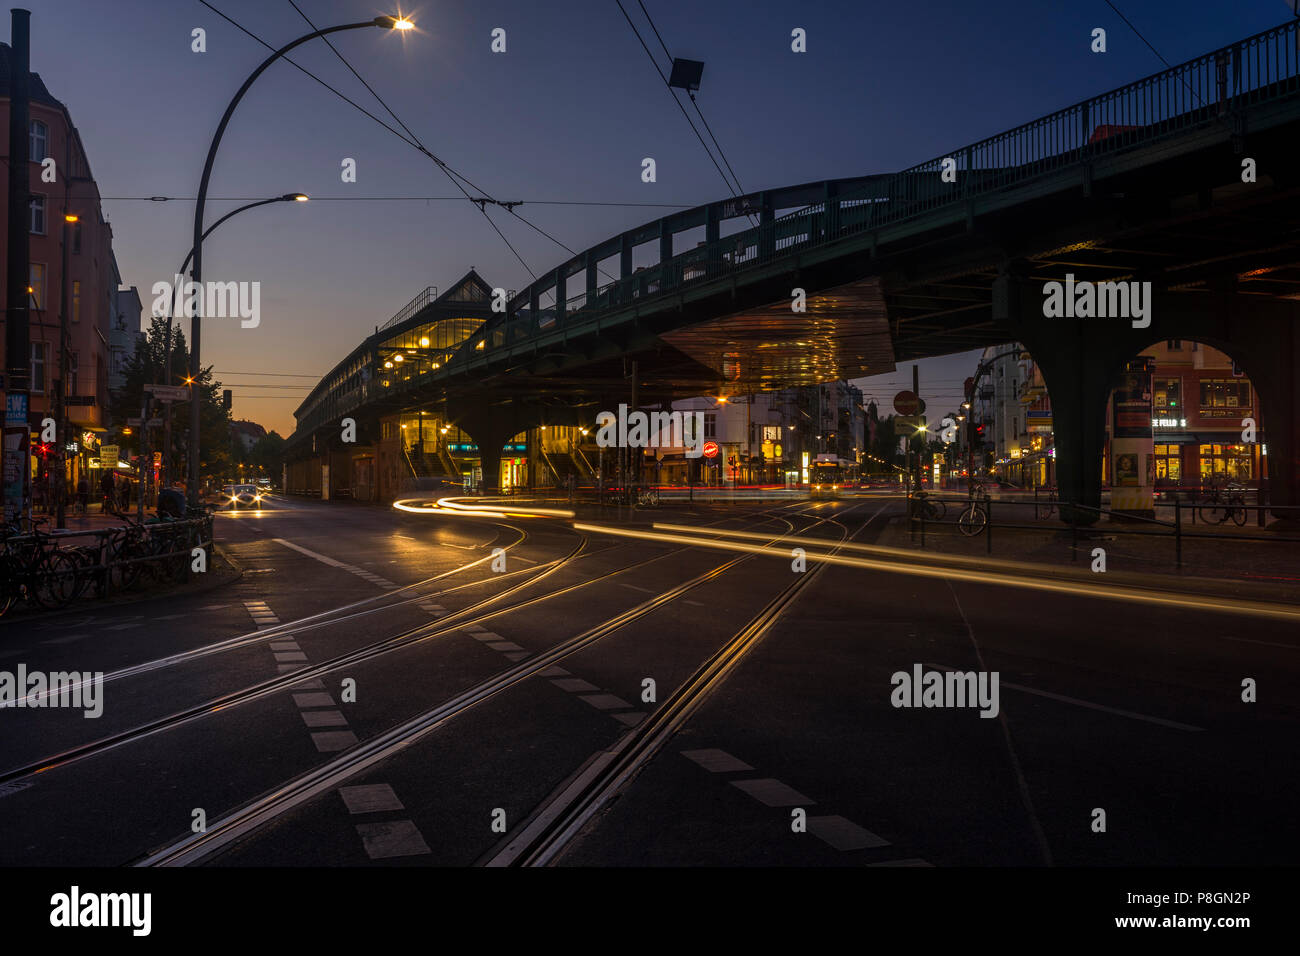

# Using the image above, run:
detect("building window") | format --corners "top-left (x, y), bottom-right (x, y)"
top-left (28, 263), bottom-right (46, 309)
top-left (1154, 377), bottom-right (1181, 410)
top-left (72, 222), bottom-right (82, 254)
top-left (30, 342), bottom-right (49, 394)
top-left (29, 119), bottom-right (48, 162)
top-left (1199, 443), bottom-right (1252, 482)
top-left (1167, 339), bottom-right (1182, 351)
top-left (72, 281), bottom-right (81, 322)
top-left (704, 413), bottom-right (717, 439)
top-left (1154, 443), bottom-right (1182, 483)
top-left (30, 194), bottom-right (46, 234)
top-left (1199, 379), bottom-right (1251, 409)
top-left (68, 351), bottom-right (79, 396)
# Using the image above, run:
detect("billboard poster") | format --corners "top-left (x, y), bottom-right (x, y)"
top-left (1112, 364), bottom-right (1153, 440)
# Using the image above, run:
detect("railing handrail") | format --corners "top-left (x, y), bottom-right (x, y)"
top-left (378, 285), bottom-right (437, 333)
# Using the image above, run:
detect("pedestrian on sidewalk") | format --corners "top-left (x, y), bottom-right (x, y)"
top-left (100, 468), bottom-right (116, 514)
top-left (76, 475), bottom-right (89, 516)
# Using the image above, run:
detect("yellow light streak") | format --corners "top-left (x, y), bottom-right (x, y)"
top-left (570, 523), bottom-right (1300, 622)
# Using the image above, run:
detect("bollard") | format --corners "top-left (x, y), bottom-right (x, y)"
top-left (986, 498), bottom-right (992, 555)
top-left (1174, 497), bottom-right (1182, 569)
top-left (1071, 501), bottom-right (1078, 562)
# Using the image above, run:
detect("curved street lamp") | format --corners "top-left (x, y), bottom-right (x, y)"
top-left (186, 15), bottom-right (412, 507)
top-left (157, 193), bottom-right (309, 489)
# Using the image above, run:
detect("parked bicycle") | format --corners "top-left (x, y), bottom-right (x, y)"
top-left (635, 486), bottom-right (660, 508)
top-left (1197, 479), bottom-right (1248, 526)
top-left (910, 490), bottom-right (946, 521)
top-left (957, 482), bottom-right (990, 536)
top-left (0, 518), bottom-right (93, 616)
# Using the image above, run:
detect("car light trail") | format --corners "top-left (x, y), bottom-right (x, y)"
top-left (573, 522), bottom-right (1300, 622)
top-left (393, 497), bottom-right (575, 519)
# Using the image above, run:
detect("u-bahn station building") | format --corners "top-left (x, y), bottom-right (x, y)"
top-left (283, 271), bottom-right (871, 500)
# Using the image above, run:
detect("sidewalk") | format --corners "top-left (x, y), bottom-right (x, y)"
top-left (879, 508), bottom-right (1300, 605)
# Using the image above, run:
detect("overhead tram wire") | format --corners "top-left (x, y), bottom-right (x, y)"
top-left (635, 0), bottom-right (753, 213)
top-left (613, 0), bottom-right (754, 225)
top-left (196, 2), bottom-right (532, 280)
top-left (283, 0), bottom-right (627, 285)
top-left (99, 196), bottom-right (696, 209)
top-left (283, 1), bottom-right (631, 284)
top-left (277, 0), bottom-right (536, 279)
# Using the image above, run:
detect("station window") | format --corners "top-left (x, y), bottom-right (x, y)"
top-left (1154, 377), bottom-right (1180, 410)
top-left (1199, 444), bottom-right (1252, 482)
top-left (1154, 443), bottom-right (1181, 483)
top-left (1199, 379), bottom-right (1251, 409)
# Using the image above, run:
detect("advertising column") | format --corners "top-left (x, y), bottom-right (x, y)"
top-left (1111, 357), bottom-right (1155, 519)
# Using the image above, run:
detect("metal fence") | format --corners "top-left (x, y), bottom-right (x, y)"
top-left (1, 514), bottom-right (215, 614)
top-left (905, 491), bottom-right (1300, 569)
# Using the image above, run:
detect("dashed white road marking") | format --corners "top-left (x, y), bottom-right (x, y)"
top-left (292, 692), bottom-right (335, 708)
top-left (272, 538), bottom-right (399, 589)
top-left (808, 815), bottom-right (890, 851)
top-left (355, 820), bottom-right (430, 858)
top-left (682, 749), bottom-right (753, 773)
top-left (551, 678), bottom-right (600, 693)
top-left (579, 693), bottom-right (632, 711)
top-left (618, 582), bottom-right (656, 594)
top-left (312, 730), bottom-right (359, 752)
top-left (730, 778), bottom-right (816, 807)
top-left (301, 710), bottom-right (350, 728)
top-left (340, 784), bottom-right (404, 814)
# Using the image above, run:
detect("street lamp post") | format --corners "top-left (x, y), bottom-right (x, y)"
top-left (160, 194), bottom-right (308, 491)
top-left (55, 211), bottom-right (78, 529)
top-left (186, 15), bottom-right (411, 508)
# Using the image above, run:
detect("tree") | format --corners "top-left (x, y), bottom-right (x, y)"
top-left (109, 316), bottom-right (231, 485)
top-left (250, 431), bottom-right (285, 478)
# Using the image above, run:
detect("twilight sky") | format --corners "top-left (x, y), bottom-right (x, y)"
top-left (20, 0), bottom-right (1291, 433)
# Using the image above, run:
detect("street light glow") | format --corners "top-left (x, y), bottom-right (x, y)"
top-left (64, 213), bottom-right (79, 223)
top-left (375, 15), bottom-right (415, 30)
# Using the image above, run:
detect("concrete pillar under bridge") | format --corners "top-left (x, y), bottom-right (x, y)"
top-left (447, 398), bottom-right (587, 494)
top-left (995, 274), bottom-right (1300, 524)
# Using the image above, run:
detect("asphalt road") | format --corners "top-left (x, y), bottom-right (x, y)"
top-left (0, 493), bottom-right (1294, 867)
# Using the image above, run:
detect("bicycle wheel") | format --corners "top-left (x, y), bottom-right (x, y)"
top-left (1197, 504), bottom-right (1223, 525)
top-left (107, 532), bottom-right (144, 590)
top-left (958, 505), bottom-right (986, 536)
top-left (1230, 504), bottom-right (1248, 527)
top-left (31, 551), bottom-right (80, 608)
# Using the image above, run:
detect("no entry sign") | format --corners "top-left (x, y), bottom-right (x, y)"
top-left (893, 390), bottom-right (921, 415)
